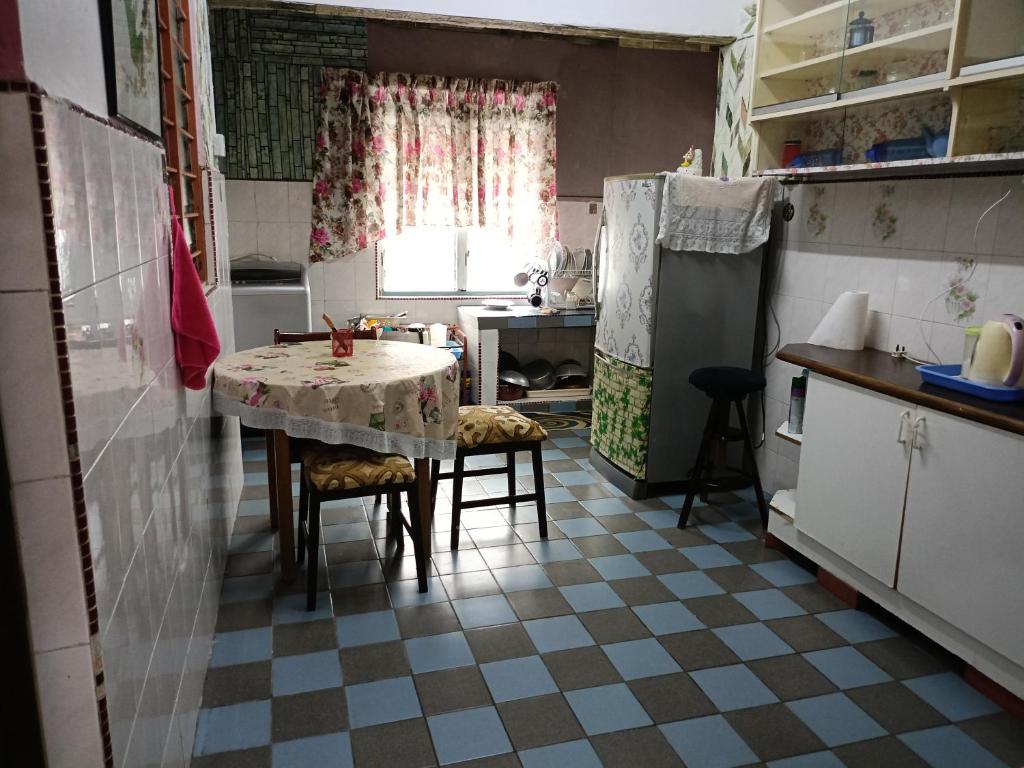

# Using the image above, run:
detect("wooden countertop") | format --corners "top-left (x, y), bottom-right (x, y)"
top-left (777, 344), bottom-right (1024, 437)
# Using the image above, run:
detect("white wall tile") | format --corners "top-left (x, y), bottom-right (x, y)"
top-left (858, 247), bottom-right (898, 314)
top-left (828, 181), bottom-right (868, 246)
top-left (893, 249), bottom-right (942, 320)
top-left (289, 221), bottom-right (312, 262)
top-left (34, 644), bottom-right (105, 768)
top-left (228, 220), bottom-right (257, 259)
top-left (985, 255), bottom-right (1024, 318)
top-left (287, 181), bottom-right (313, 223)
top-left (0, 93), bottom-right (50, 293)
top-left (823, 244), bottom-right (862, 305)
top-left (256, 221), bottom-right (291, 260)
top-left (903, 177), bottom-right (951, 253)
top-left (993, 178), bottom-right (1024, 258)
top-left (862, 181), bottom-right (908, 249)
top-left (943, 176), bottom-right (1004, 255)
top-left (253, 181), bottom-right (291, 223)
top-left (225, 179), bottom-right (256, 221)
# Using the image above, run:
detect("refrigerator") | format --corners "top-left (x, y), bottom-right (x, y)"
top-left (590, 174), bottom-right (767, 498)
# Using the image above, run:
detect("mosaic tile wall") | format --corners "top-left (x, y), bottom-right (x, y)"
top-left (210, 9), bottom-right (368, 180)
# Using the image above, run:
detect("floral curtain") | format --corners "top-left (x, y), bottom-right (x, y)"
top-left (310, 69), bottom-right (558, 262)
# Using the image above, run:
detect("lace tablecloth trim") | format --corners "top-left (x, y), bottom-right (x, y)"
top-left (213, 392), bottom-right (457, 460)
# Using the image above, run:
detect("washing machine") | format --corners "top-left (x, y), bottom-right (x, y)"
top-left (231, 256), bottom-right (311, 351)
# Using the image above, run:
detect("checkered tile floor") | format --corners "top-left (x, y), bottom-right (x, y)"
top-left (193, 426), bottom-right (1024, 767)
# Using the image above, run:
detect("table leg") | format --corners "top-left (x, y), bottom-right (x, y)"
top-left (265, 431), bottom-right (278, 530)
top-left (415, 459), bottom-right (433, 561)
top-left (273, 430), bottom-right (297, 581)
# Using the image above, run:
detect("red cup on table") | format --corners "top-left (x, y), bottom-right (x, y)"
top-left (331, 328), bottom-right (354, 357)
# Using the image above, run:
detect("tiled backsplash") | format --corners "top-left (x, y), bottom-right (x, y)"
top-left (4, 93), bottom-right (244, 767)
top-left (225, 179), bottom-right (602, 326)
top-left (759, 174), bottom-right (1024, 493)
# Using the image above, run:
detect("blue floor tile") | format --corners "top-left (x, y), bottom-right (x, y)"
top-left (559, 582), bottom-right (626, 613)
top-left (720, 501), bottom-right (763, 523)
top-left (480, 655), bottom-right (559, 702)
top-left (466, 454), bottom-right (505, 469)
top-left (273, 593), bottom-right (333, 625)
top-left (660, 494), bottom-right (703, 509)
top-left (451, 595), bottom-right (518, 629)
top-left (519, 739), bottom-right (603, 768)
top-left (604, 483), bottom-right (627, 498)
top-left (553, 437), bottom-right (588, 449)
top-left (816, 609), bottom-right (897, 644)
top-left (387, 576), bottom-right (448, 608)
top-left (786, 693), bottom-right (886, 747)
top-left (404, 631), bottom-right (475, 673)
top-left (564, 683), bottom-right (653, 735)
top-left (545, 487), bottom-right (577, 503)
top-left (524, 539), bottom-right (583, 563)
top-left (660, 714), bottom-right (759, 768)
top-left (427, 706), bottom-right (513, 765)
top-left (681, 545), bottom-right (743, 570)
top-left (336, 610), bottom-right (400, 648)
top-left (899, 725), bottom-right (1005, 768)
top-left (602, 638), bottom-right (683, 680)
top-left (430, 549), bottom-right (488, 575)
top-left (554, 470), bottom-right (597, 486)
top-left (751, 560), bottom-right (817, 587)
top-left (554, 517), bottom-right (607, 538)
top-left (658, 572), bottom-right (727, 600)
top-left (345, 676), bottom-right (423, 728)
top-left (272, 732), bottom-right (352, 768)
top-left (734, 589), bottom-right (807, 620)
top-left (541, 449), bottom-right (570, 461)
top-left (903, 673), bottom-right (1002, 722)
top-left (522, 615), bottom-right (595, 653)
top-left (633, 602), bottom-right (705, 635)
top-left (580, 498), bottom-right (632, 517)
top-left (614, 530), bottom-right (673, 552)
top-left (690, 664), bottom-right (780, 711)
top-left (712, 623), bottom-right (795, 661)
top-left (588, 554), bottom-right (651, 581)
top-left (272, 650), bottom-right (343, 696)
top-left (767, 751), bottom-right (845, 768)
top-left (194, 700), bottom-right (271, 755)
top-left (492, 564), bottom-right (553, 592)
top-left (636, 509), bottom-right (682, 529)
top-left (699, 522), bottom-right (757, 543)
top-left (803, 647), bottom-right (892, 689)
top-left (210, 628), bottom-right (272, 668)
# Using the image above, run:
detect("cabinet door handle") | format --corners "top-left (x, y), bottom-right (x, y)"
top-left (897, 410), bottom-right (912, 444)
top-left (912, 415), bottom-right (926, 450)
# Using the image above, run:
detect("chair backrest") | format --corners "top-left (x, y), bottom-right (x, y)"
top-left (273, 328), bottom-right (380, 344)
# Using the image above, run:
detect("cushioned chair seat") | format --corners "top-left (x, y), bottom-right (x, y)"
top-left (688, 366), bottom-right (767, 401)
top-left (456, 405), bottom-right (548, 449)
top-left (303, 446), bottom-right (415, 492)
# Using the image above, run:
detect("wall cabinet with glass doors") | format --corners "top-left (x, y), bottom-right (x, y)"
top-left (751, 0), bottom-right (1024, 173)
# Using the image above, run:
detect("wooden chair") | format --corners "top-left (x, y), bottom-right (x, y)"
top-left (298, 446), bottom-right (426, 609)
top-left (431, 405), bottom-right (549, 549)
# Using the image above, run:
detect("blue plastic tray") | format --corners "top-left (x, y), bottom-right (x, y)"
top-left (917, 364), bottom-right (1024, 402)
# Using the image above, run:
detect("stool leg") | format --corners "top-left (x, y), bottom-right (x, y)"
top-left (531, 444), bottom-right (548, 539)
top-left (506, 451), bottom-right (517, 515)
top-left (297, 471), bottom-right (308, 565)
top-left (266, 431), bottom-right (278, 531)
top-left (406, 487), bottom-right (428, 593)
top-left (735, 399), bottom-right (769, 529)
top-left (430, 459), bottom-right (441, 514)
top-left (679, 400), bottom-right (719, 529)
top-left (374, 493), bottom-right (382, 506)
top-left (306, 493), bottom-right (321, 611)
top-left (450, 453), bottom-right (465, 550)
top-left (699, 400), bottom-right (725, 503)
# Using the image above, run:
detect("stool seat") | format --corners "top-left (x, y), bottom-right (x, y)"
top-left (456, 405), bottom-right (548, 449)
top-left (303, 446), bottom-right (415, 492)
top-left (689, 366), bottom-right (767, 401)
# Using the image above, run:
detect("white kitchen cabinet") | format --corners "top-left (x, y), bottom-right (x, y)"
top-left (896, 408), bottom-right (1024, 667)
top-left (796, 376), bottom-right (915, 587)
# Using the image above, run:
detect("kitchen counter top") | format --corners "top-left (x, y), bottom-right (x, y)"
top-left (777, 344), bottom-right (1024, 437)
top-left (458, 305), bottom-right (594, 330)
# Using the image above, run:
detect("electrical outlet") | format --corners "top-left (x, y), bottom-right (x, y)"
top-left (588, 202), bottom-right (599, 215)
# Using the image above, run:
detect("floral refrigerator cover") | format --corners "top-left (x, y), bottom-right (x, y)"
top-left (212, 339), bottom-right (461, 459)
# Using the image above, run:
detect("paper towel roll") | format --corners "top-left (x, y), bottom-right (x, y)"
top-left (808, 291), bottom-right (869, 350)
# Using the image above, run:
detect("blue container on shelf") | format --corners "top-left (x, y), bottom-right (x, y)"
top-left (865, 127), bottom-right (949, 162)
top-left (917, 364), bottom-right (1024, 402)
top-left (786, 148), bottom-right (843, 168)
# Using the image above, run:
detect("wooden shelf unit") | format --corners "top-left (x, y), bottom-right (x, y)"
top-left (750, 0), bottom-right (1024, 174)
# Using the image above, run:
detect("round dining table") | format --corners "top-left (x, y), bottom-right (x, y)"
top-left (212, 338), bottom-right (461, 580)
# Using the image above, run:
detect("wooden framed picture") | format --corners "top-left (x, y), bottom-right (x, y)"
top-left (99, 0), bottom-right (162, 138)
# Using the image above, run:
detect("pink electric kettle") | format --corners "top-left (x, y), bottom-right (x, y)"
top-left (966, 314), bottom-right (1024, 387)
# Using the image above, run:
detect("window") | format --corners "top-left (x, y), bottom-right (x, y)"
top-left (378, 227), bottom-right (529, 297)
top-left (157, 0), bottom-right (210, 283)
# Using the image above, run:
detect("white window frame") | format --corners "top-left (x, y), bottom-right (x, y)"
top-left (377, 227), bottom-right (530, 299)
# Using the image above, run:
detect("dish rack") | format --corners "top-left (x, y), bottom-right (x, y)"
top-left (545, 245), bottom-right (595, 309)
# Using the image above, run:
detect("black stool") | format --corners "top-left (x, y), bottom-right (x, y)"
top-left (677, 366), bottom-right (769, 530)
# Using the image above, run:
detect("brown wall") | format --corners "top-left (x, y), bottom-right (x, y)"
top-left (368, 23), bottom-right (719, 198)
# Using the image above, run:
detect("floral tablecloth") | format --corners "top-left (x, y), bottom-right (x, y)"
top-left (212, 340), bottom-right (460, 459)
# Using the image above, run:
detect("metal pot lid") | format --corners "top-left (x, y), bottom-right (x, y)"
top-left (555, 360), bottom-right (587, 380)
top-left (499, 369), bottom-right (530, 388)
top-left (522, 359), bottom-right (556, 389)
